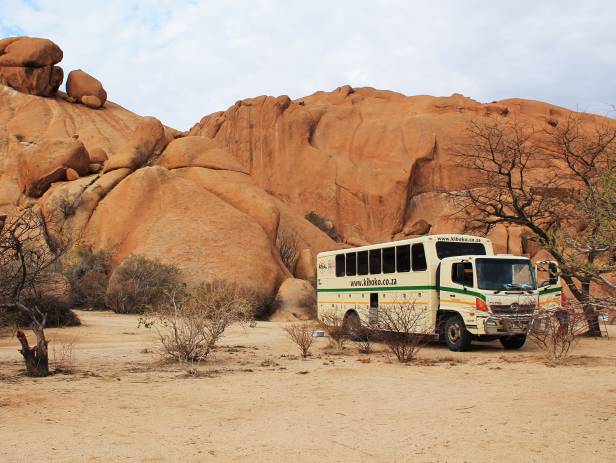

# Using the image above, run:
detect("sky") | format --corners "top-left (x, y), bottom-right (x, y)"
top-left (1, 0), bottom-right (615, 130)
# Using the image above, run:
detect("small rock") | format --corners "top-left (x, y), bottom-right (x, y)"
top-left (66, 69), bottom-right (107, 107)
top-left (82, 95), bottom-right (103, 109)
top-left (66, 168), bottom-right (80, 181)
top-left (89, 147), bottom-right (108, 163)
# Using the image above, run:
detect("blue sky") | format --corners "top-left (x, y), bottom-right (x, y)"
top-left (1, 0), bottom-right (615, 130)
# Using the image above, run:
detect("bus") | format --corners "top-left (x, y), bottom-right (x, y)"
top-left (316, 234), bottom-right (562, 351)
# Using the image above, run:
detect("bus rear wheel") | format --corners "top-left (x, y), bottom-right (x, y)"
top-left (342, 311), bottom-right (364, 341)
top-left (499, 335), bottom-right (526, 350)
top-left (444, 315), bottom-right (472, 352)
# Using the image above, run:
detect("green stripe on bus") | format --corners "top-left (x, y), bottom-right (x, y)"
top-left (317, 285), bottom-right (487, 301)
top-left (539, 286), bottom-right (562, 295)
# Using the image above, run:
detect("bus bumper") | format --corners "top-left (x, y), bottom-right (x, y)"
top-left (482, 316), bottom-right (532, 335)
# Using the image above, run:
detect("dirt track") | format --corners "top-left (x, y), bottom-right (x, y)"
top-left (1, 311), bottom-right (615, 463)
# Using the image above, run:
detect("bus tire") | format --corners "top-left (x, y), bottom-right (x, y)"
top-left (499, 335), bottom-right (526, 350)
top-left (343, 311), bottom-right (364, 341)
top-left (444, 315), bottom-right (472, 352)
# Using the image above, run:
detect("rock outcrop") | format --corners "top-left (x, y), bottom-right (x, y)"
top-left (189, 86), bottom-right (616, 255)
top-left (0, 37), bottom-right (63, 96)
top-left (270, 278), bottom-right (317, 321)
top-left (66, 69), bottom-right (107, 108)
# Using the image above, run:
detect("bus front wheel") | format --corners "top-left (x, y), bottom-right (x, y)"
top-left (444, 315), bottom-right (472, 352)
top-left (499, 335), bottom-right (526, 350)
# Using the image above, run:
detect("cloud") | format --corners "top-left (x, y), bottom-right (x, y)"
top-left (1, 0), bottom-right (615, 129)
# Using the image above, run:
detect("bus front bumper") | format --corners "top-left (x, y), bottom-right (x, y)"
top-left (482, 315), bottom-right (532, 335)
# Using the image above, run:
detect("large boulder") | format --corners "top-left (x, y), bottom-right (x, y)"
top-left (66, 69), bottom-right (107, 108)
top-left (270, 278), bottom-right (316, 321)
top-left (104, 117), bottom-right (169, 172)
top-left (17, 138), bottom-right (91, 197)
top-left (0, 37), bottom-right (63, 67)
top-left (0, 65), bottom-right (63, 96)
top-left (157, 136), bottom-right (247, 173)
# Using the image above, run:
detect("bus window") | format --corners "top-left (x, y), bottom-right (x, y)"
top-left (335, 254), bottom-right (345, 277)
top-left (452, 262), bottom-right (474, 287)
top-left (357, 251), bottom-right (369, 275)
top-left (396, 245), bottom-right (411, 272)
top-left (412, 243), bottom-right (427, 271)
top-left (383, 247), bottom-right (395, 273)
top-left (369, 249), bottom-right (381, 274)
top-left (346, 252), bottom-right (357, 276)
top-left (436, 241), bottom-right (486, 259)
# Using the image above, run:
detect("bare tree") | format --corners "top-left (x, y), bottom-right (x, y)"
top-left (0, 207), bottom-right (69, 376)
top-left (528, 303), bottom-right (590, 365)
top-left (276, 228), bottom-right (300, 275)
top-left (450, 115), bottom-right (616, 336)
top-left (319, 311), bottom-right (349, 351)
top-left (142, 281), bottom-right (253, 363)
top-left (375, 301), bottom-right (432, 363)
top-left (285, 322), bottom-right (316, 358)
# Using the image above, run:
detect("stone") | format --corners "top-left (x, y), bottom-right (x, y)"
top-left (270, 278), bottom-right (317, 321)
top-left (66, 167), bottom-right (80, 181)
top-left (82, 95), bottom-right (103, 109)
top-left (89, 147), bottom-right (109, 164)
top-left (294, 248), bottom-right (316, 282)
top-left (104, 117), bottom-right (169, 172)
top-left (0, 37), bottom-right (63, 67)
top-left (0, 65), bottom-right (63, 96)
top-left (17, 138), bottom-right (91, 197)
top-left (66, 69), bottom-right (107, 106)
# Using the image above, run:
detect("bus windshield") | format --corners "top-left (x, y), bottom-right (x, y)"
top-left (476, 258), bottom-right (536, 291)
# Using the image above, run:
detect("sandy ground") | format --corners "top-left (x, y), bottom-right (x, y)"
top-left (0, 311), bottom-right (615, 463)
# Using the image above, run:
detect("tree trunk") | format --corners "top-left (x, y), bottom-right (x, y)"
top-left (16, 329), bottom-right (49, 377)
top-left (581, 281), bottom-right (602, 337)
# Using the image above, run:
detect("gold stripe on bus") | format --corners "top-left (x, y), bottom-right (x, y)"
top-left (539, 298), bottom-right (560, 305)
top-left (440, 299), bottom-right (475, 306)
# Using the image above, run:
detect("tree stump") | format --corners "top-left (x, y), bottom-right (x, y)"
top-left (16, 330), bottom-right (49, 377)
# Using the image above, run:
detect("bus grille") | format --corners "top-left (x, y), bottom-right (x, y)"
top-left (490, 304), bottom-right (535, 316)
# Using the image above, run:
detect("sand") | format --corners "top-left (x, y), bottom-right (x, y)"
top-left (1, 311), bottom-right (615, 463)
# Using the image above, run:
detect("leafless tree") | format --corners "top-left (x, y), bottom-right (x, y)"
top-left (276, 228), bottom-right (300, 275)
top-left (0, 207), bottom-right (70, 376)
top-left (143, 281), bottom-right (253, 363)
top-left (319, 311), bottom-right (349, 351)
top-left (375, 301), bottom-right (432, 363)
top-left (285, 322), bottom-right (316, 358)
top-left (450, 114), bottom-right (616, 336)
top-left (528, 302), bottom-right (591, 365)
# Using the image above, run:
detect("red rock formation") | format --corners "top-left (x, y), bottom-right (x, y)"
top-left (0, 37), bottom-right (63, 96)
top-left (189, 86), bottom-right (616, 254)
top-left (66, 69), bottom-right (107, 108)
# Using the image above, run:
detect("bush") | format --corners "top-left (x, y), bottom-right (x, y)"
top-left (305, 211), bottom-right (340, 241)
top-left (285, 322), bottom-right (316, 358)
top-left (0, 295), bottom-right (80, 329)
top-left (276, 229), bottom-right (300, 274)
top-left (63, 247), bottom-right (111, 310)
top-left (376, 301), bottom-right (431, 363)
top-left (145, 280), bottom-right (253, 362)
top-left (319, 311), bottom-right (349, 351)
top-left (106, 255), bottom-right (180, 314)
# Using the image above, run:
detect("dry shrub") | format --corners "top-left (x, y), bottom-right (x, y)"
top-left (145, 281), bottom-right (252, 363)
top-left (376, 301), bottom-right (432, 363)
top-left (1, 295), bottom-right (80, 329)
top-left (106, 255), bottom-right (180, 314)
top-left (276, 229), bottom-right (300, 274)
top-left (51, 338), bottom-right (76, 373)
top-left (285, 322), bottom-right (316, 358)
top-left (356, 329), bottom-right (373, 354)
top-left (319, 311), bottom-right (348, 350)
top-left (63, 247), bottom-right (111, 310)
top-left (529, 304), bottom-right (589, 365)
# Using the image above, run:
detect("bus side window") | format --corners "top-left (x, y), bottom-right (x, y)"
top-left (369, 249), bottom-right (382, 274)
top-left (452, 262), bottom-right (474, 287)
top-left (346, 252), bottom-right (357, 276)
top-left (335, 254), bottom-right (345, 277)
top-left (357, 251), bottom-right (369, 275)
top-left (396, 245), bottom-right (411, 272)
top-left (412, 243), bottom-right (427, 271)
top-left (383, 247), bottom-right (395, 274)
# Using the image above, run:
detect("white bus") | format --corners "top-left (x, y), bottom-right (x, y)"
top-left (316, 234), bottom-right (562, 351)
